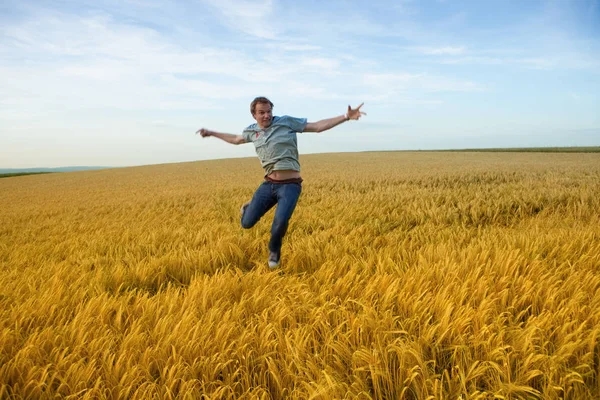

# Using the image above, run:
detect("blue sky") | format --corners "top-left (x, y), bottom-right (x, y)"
top-left (1, 0), bottom-right (599, 168)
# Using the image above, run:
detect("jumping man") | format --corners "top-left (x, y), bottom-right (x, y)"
top-left (196, 97), bottom-right (366, 268)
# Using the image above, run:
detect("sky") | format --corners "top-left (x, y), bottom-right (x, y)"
top-left (1, 0), bottom-right (599, 168)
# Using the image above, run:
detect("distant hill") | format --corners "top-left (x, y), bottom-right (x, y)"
top-left (0, 166), bottom-right (112, 174)
top-left (434, 146), bottom-right (600, 153)
top-left (2, 146), bottom-right (598, 175)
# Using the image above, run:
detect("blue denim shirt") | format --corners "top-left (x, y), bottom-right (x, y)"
top-left (242, 115), bottom-right (307, 176)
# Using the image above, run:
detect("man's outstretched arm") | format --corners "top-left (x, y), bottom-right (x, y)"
top-left (303, 103), bottom-right (366, 133)
top-left (196, 128), bottom-right (246, 145)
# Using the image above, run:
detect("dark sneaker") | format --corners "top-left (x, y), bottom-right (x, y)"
top-left (268, 251), bottom-right (280, 269)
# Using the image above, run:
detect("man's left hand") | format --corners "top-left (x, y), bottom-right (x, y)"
top-left (347, 103), bottom-right (366, 120)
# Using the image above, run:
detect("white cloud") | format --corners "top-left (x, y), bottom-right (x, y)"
top-left (413, 46), bottom-right (467, 55)
top-left (363, 72), bottom-right (483, 94)
top-left (301, 57), bottom-right (341, 72)
top-left (199, 0), bottom-right (276, 39)
top-left (0, 9), bottom-right (344, 119)
top-left (288, 85), bottom-right (343, 101)
top-left (203, 0), bottom-right (273, 19)
top-left (437, 53), bottom-right (599, 70)
top-left (3, 11), bottom-right (166, 58)
top-left (277, 44), bottom-right (322, 52)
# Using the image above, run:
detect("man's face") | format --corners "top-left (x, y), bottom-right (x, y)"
top-left (252, 102), bottom-right (273, 129)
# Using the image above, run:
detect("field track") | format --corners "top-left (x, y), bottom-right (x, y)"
top-left (1, 151), bottom-right (599, 399)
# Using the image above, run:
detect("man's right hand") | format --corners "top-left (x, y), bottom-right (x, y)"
top-left (195, 128), bottom-right (212, 137)
top-left (194, 129), bottom-right (246, 145)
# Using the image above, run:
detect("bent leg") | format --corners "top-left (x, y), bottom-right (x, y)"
top-left (269, 183), bottom-right (302, 254)
top-left (241, 182), bottom-right (276, 229)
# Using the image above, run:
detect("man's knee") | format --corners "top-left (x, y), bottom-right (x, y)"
top-left (241, 218), bottom-right (254, 229)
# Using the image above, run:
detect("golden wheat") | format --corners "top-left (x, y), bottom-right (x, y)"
top-left (1, 152), bottom-right (599, 399)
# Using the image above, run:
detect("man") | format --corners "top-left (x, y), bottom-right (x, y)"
top-left (196, 97), bottom-right (366, 268)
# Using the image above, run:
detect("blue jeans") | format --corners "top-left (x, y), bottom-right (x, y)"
top-left (241, 181), bottom-right (302, 255)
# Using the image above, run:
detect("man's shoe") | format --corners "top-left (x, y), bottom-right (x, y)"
top-left (240, 201), bottom-right (250, 217)
top-left (268, 252), bottom-right (280, 269)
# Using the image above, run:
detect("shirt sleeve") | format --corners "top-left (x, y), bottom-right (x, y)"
top-left (277, 115), bottom-right (308, 133)
top-left (242, 123), bottom-right (258, 142)
top-left (242, 129), bottom-right (253, 143)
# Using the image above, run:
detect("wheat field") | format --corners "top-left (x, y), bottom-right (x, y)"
top-left (1, 151), bottom-right (599, 399)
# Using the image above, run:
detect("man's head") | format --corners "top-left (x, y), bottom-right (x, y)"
top-left (251, 96), bottom-right (273, 129)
